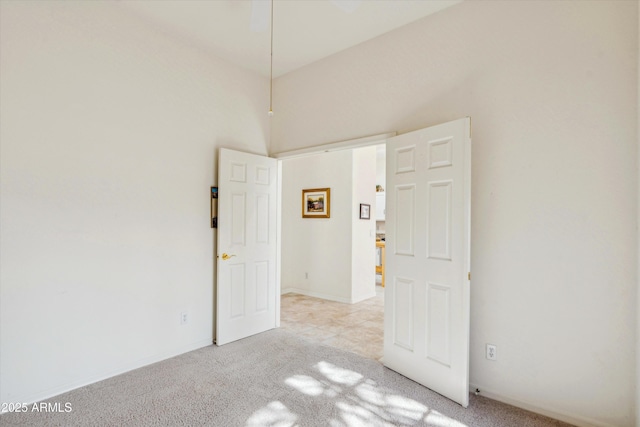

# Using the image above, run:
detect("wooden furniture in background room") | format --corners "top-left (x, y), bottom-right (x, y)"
top-left (376, 240), bottom-right (385, 287)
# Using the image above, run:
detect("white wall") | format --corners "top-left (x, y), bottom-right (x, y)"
top-left (375, 145), bottom-right (386, 233)
top-left (637, 3), bottom-right (640, 425)
top-left (272, 1), bottom-right (638, 426)
top-left (281, 151), bottom-right (353, 302)
top-left (351, 146), bottom-right (377, 303)
top-left (375, 144), bottom-right (386, 190)
top-left (0, 1), bottom-right (269, 404)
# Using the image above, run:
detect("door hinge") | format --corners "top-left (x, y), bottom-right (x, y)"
top-left (468, 272), bottom-right (471, 281)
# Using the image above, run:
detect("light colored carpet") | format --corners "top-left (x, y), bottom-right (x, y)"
top-left (1, 329), bottom-right (573, 426)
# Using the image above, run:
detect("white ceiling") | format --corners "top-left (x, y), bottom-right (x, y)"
top-left (118, 0), bottom-right (462, 78)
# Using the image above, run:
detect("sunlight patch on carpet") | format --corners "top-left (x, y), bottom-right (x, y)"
top-left (248, 358), bottom-right (470, 426)
top-left (285, 374), bottom-right (339, 397)
top-left (245, 401), bottom-right (297, 427)
top-left (316, 361), bottom-right (363, 386)
top-left (424, 409), bottom-right (468, 427)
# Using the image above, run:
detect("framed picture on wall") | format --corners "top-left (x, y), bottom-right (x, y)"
top-left (302, 188), bottom-right (331, 218)
top-left (359, 203), bottom-right (371, 220)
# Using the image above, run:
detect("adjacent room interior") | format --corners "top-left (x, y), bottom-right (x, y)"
top-left (279, 143), bottom-right (387, 361)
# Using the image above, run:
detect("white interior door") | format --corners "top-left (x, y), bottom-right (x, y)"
top-left (216, 148), bottom-right (278, 346)
top-left (383, 118), bottom-right (471, 407)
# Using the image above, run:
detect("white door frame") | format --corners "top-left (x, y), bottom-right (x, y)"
top-left (214, 131), bottom-right (405, 343)
top-left (270, 132), bottom-right (397, 160)
top-left (271, 132), bottom-right (396, 328)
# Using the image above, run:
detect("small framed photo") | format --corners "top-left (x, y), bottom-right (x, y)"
top-left (359, 203), bottom-right (371, 220)
top-left (302, 188), bottom-right (330, 218)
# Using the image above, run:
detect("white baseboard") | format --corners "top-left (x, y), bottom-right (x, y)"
top-left (7, 338), bottom-right (212, 409)
top-left (350, 291), bottom-right (377, 304)
top-left (281, 287), bottom-right (377, 304)
top-left (469, 383), bottom-right (615, 427)
top-left (281, 287), bottom-right (352, 304)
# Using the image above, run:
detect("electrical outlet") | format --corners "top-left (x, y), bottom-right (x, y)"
top-left (180, 311), bottom-right (188, 325)
top-left (486, 344), bottom-right (497, 361)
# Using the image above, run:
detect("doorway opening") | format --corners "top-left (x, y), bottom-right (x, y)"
top-left (278, 142), bottom-right (387, 362)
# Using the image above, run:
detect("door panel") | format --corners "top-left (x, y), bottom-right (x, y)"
top-left (216, 148), bottom-right (278, 346)
top-left (392, 277), bottom-right (414, 351)
top-left (427, 180), bottom-right (453, 260)
top-left (383, 118), bottom-right (471, 407)
top-left (395, 185), bottom-right (416, 256)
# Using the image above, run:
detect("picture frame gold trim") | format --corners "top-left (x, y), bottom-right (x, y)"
top-left (302, 188), bottom-right (330, 218)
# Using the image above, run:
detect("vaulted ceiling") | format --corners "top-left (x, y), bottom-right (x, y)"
top-left (118, 0), bottom-right (462, 78)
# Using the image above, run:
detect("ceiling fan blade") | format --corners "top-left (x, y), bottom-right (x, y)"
top-left (329, 0), bottom-right (362, 14)
top-left (250, 0), bottom-right (270, 33)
